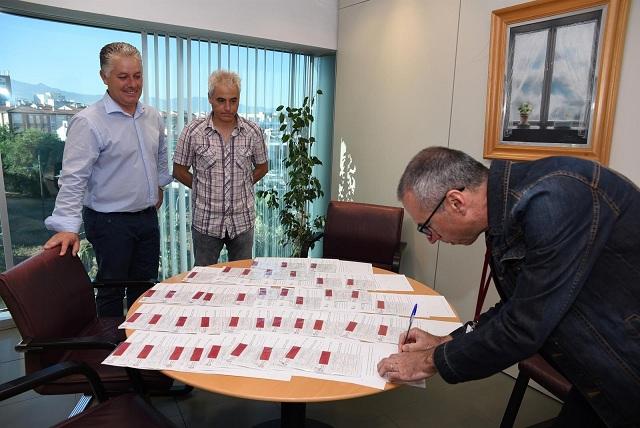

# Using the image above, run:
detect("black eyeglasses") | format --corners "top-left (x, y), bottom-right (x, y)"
top-left (417, 187), bottom-right (465, 237)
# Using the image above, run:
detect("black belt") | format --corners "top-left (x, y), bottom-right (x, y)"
top-left (85, 206), bottom-right (155, 215)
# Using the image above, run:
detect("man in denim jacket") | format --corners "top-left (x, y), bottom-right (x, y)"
top-left (378, 147), bottom-right (639, 427)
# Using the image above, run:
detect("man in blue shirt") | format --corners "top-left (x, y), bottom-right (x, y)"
top-left (378, 147), bottom-right (640, 427)
top-left (44, 42), bottom-right (172, 317)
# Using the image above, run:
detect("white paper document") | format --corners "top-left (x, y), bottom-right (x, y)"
top-left (121, 304), bottom-right (462, 347)
top-left (104, 330), bottom-right (393, 389)
top-left (180, 264), bottom-right (404, 292)
top-left (366, 294), bottom-right (457, 318)
top-left (113, 257), bottom-right (459, 391)
top-left (372, 274), bottom-right (414, 292)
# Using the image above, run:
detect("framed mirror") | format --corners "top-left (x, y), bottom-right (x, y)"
top-left (483, 0), bottom-right (630, 164)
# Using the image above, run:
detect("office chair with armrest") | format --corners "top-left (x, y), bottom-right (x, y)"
top-left (501, 354), bottom-right (572, 428)
top-left (0, 361), bottom-right (177, 428)
top-left (0, 248), bottom-right (185, 401)
top-left (306, 200), bottom-right (405, 273)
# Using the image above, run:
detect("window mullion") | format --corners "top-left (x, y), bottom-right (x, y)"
top-left (539, 27), bottom-right (557, 129)
top-left (581, 18), bottom-right (602, 138)
top-left (503, 30), bottom-right (518, 136)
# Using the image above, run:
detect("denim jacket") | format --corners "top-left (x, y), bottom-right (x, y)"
top-left (434, 157), bottom-right (640, 427)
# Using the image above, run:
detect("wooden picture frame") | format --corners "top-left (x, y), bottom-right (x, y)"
top-left (483, 0), bottom-right (630, 164)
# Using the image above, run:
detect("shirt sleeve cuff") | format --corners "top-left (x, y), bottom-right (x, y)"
top-left (449, 321), bottom-right (474, 338)
top-left (44, 215), bottom-right (82, 234)
top-left (159, 173), bottom-right (173, 188)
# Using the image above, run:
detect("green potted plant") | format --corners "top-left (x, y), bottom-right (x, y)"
top-left (518, 102), bottom-right (533, 126)
top-left (257, 89), bottom-right (325, 257)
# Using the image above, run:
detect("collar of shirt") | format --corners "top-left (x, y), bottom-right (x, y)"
top-left (206, 112), bottom-right (245, 136)
top-left (102, 91), bottom-right (144, 118)
top-left (486, 159), bottom-right (509, 240)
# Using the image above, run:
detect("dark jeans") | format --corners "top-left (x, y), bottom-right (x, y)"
top-left (192, 227), bottom-right (254, 266)
top-left (553, 388), bottom-right (606, 428)
top-left (83, 207), bottom-right (160, 317)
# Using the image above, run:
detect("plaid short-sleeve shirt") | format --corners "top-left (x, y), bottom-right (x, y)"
top-left (173, 114), bottom-right (268, 238)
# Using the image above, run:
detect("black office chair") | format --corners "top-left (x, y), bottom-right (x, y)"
top-left (0, 361), bottom-right (177, 428)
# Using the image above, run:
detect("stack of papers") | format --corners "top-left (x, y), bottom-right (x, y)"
top-left (139, 282), bottom-right (455, 317)
top-left (182, 263), bottom-right (416, 292)
top-left (104, 258), bottom-right (462, 390)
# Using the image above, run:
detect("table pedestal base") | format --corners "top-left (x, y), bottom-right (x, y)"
top-left (254, 402), bottom-right (332, 428)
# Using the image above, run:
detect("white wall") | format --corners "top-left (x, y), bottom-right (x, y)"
top-left (2, 0), bottom-right (338, 52)
top-left (334, 0), bottom-right (640, 321)
top-left (335, 0), bottom-right (460, 292)
top-left (609, 0), bottom-right (640, 176)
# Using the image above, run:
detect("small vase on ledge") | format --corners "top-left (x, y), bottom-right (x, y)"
top-left (519, 114), bottom-right (529, 127)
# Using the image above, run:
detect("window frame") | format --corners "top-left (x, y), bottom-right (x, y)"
top-left (0, 8), bottom-right (332, 282)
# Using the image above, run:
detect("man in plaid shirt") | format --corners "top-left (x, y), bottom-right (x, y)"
top-left (173, 70), bottom-right (268, 265)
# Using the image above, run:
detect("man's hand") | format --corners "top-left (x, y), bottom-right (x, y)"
top-left (156, 187), bottom-right (164, 209)
top-left (43, 232), bottom-right (81, 256)
top-left (172, 163), bottom-right (193, 188)
top-left (252, 162), bottom-right (268, 184)
top-left (377, 348), bottom-right (438, 383)
top-left (398, 328), bottom-right (452, 352)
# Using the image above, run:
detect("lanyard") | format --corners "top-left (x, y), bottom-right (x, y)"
top-left (474, 247), bottom-right (493, 322)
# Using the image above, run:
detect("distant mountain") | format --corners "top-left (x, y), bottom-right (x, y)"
top-left (147, 96), bottom-right (214, 114)
top-left (11, 80), bottom-right (102, 106)
top-left (145, 97), bottom-right (273, 115)
top-left (10, 80), bottom-right (274, 113)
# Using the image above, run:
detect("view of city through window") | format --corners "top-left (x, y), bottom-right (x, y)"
top-left (0, 12), bottom-right (330, 310)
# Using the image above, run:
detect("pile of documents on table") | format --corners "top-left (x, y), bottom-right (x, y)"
top-left (103, 257), bottom-right (462, 389)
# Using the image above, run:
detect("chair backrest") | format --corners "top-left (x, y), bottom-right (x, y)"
top-left (323, 201), bottom-right (404, 271)
top-left (0, 361), bottom-right (176, 428)
top-left (0, 248), bottom-right (97, 341)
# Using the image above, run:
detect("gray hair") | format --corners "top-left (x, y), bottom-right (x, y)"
top-left (99, 42), bottom-right (142, 76)
top-left (397, 147), bottom-right (488, 210)
top-left (208, 70), bottom-right (241, 96)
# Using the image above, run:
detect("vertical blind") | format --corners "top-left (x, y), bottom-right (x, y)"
top-left (140, 33), bottom-right (326, 278)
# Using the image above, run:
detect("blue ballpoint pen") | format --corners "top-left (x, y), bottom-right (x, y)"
top-left (402, 303), bottom-right (418, 346)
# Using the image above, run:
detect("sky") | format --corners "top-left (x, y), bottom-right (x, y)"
top-left (0, 12), bottom-right (140, 95)
top-left (0, 11), bottom-right (309, 115)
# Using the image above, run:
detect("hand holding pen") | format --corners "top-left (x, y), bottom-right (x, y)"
top-left (400, 303), bottom-right (418, 349)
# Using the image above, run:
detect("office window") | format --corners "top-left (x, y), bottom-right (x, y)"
top-left (0, 12), bottom-right (142, 284)
top-left (0, 12), bottom-right (333, 288)
top-left (142, 34), bottom-right (324, 278)
top-left (0, 179), bottom-right (6, 311)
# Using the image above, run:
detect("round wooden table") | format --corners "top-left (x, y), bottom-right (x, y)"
top-left (128, 260), bottom-right (460, 427)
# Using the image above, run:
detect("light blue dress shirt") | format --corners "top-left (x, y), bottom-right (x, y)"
top-left (45, 93), bottom-right (173, 233)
